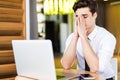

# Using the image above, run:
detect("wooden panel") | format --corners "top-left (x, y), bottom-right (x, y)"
top-left (0, 0), bottom-right (22, 3)
top-left (0, 36), bottom-right (24, 44)
top-left (0, 7), bottom-right (23, 15)
top-left (0, 64), bottom-right (16, 78)
top-left (22, 0), bottom-right (26, 37)
top-left (0, 50), bottom-right (14, 64)
top-left (0, 22), bottom-right (23, 30)
top-left (0, 1), bottom-right (22, 9)
top-left (0, 14), bottom-right (22, 22)
top-left (0, 44), bottom-right (12, 50)
top-left (0, 22), bottom-right (23, 36)
top-left (0, 36), bottom-right (24, 50)
top-left (0, 77), bottom-right (15, 80)
top-left (0, 31), bottom-right (22, 36)
top-left (0, 0), bottom-right (25, 79)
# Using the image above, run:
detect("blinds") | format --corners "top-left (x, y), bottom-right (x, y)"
top-left (0, 0), bottom-right (25, 79)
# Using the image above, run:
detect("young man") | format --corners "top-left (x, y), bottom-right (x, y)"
top-left (61, 0), bottom-right (116, 80)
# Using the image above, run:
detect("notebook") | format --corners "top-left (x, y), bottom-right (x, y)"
top-left (12, 40), bottom-right (79, 80)
top-left (12, 40), bottom-right (60, 80)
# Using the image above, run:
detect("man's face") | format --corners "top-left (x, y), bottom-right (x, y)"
top-left (75, 7), bottom-right (97, 33)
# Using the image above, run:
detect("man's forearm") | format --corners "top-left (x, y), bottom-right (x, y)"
top-left (61, 36), bottom-right (78, 69)
top-left (81, 36), bottom-right (99, 72)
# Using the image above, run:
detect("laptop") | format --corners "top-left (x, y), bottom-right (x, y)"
top-left (12, 40), bottom-right (79, 80)
top-left (12, 40), bottom-right (59, 80)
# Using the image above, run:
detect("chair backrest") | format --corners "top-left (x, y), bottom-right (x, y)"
top-left (111, 58), bottom-right (118, 80)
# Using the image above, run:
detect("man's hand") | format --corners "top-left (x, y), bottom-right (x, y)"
top-left (74, 19), bottom-right (79, 37)
top-left (77, 16), bottom-right (87, 38)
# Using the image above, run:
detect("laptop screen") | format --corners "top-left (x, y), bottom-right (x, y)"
top-left (12, 40), bottom-right (56, 80)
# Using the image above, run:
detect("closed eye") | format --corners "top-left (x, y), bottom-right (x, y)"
top-left (82, 14), bottom-right (88, 18)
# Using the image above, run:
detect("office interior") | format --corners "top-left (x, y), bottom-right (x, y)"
top-left (0, 0), bottom-right (120, 79)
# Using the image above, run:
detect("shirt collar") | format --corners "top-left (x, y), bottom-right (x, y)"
top-left (88, 26), bottom-right (98, 41)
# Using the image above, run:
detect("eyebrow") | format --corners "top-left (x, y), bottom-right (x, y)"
top-left (75, 14), bottom-right (88, 17)
top-left (82, 14), bottom-right (88, 16)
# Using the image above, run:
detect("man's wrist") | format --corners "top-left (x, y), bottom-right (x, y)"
top-left (73, 33), bottom-right (79, 38)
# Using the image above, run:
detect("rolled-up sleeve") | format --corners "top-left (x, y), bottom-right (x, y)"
top-left (98, 35), bottom-right (116, 72)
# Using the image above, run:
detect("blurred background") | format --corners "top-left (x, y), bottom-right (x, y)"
top-left (35, 0), bottom-right (120, 55)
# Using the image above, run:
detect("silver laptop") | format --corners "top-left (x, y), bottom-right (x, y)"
top-left (12, 40), bottom-right (57, 80)
top-left (12, 40), bottom-right (79, 80)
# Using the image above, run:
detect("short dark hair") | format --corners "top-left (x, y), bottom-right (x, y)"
top-left (73, 0), bottom-right (98, 14)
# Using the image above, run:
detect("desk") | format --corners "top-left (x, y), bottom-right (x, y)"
top-left (15, 69), bottom-right (105, 80)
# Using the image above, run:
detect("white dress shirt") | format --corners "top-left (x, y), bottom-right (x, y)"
top-left (65, 25), bottom-right (116, 79)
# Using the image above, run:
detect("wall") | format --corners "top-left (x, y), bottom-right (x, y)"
top-left (106, 3), bottom-right (120, 54)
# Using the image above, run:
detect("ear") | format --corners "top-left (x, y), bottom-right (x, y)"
top-left (93, 12), bottom-right (97, 19)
